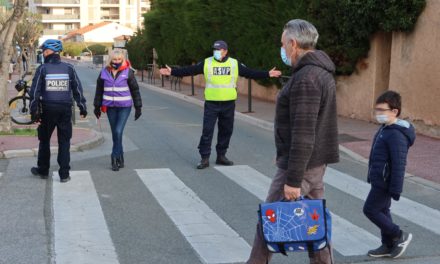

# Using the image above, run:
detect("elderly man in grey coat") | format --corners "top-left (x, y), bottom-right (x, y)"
top-left (246, 19), bottom-right (339, 264)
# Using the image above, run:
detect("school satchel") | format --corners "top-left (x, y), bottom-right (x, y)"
top-left (259, 198), bottom-right (332, 255)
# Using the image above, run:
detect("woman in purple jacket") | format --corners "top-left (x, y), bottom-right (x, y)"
top-left (94, 49), bottom-right (142, 171)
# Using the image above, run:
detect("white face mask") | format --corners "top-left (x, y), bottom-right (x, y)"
top-left (376, 114), bottom-right (389, 124)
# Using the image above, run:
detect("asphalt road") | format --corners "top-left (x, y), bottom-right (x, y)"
top-left (0, 62), bottom-right (439, 264)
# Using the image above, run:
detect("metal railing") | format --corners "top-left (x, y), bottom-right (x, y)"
top-left (101, 0), bottom-right (119, 4)
top-left (159, 65), bottom-right (182, 91)
top-left (43, 29), bottom-right (69, 35)
top-left (100, 15), bottom-right (120, 20)
top-left (244, 75), bottom-right (291, 113)
top-left (34, 0), bottom-right (80, 4)
top-left (42, 14), bottom-right (80, 20)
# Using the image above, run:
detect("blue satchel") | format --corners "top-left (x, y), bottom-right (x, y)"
top-left (259, 197), bottom-right (332, 255)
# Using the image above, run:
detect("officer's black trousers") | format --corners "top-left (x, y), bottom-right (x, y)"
top-left (198, 100), bottom-right (235, 158)
top-left (37, 104), bottom-right (72, 178)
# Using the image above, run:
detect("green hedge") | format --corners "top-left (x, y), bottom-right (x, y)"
top-left (63, 42), bottom-right (112, 56)
top-left (126, 29), bottom-right (153, 70)
top-left (83, 44), bottom-right (108, 55)
top-left (131, 0), bottom-right (425, 82)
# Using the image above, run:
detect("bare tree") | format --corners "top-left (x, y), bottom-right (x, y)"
top-left (15, 12), bottom-right (43, 75)
top-left (0, 0), bottom-right (28, 132)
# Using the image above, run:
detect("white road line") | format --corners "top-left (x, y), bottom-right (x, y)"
top-left (325, 167), bottom-right (440, 235)
top-left (215, 165), bottom-right (380, 256)
top-left (53, 171), bottom-right (119, 264)
top-left (135, 168), bottom-right (251, 264)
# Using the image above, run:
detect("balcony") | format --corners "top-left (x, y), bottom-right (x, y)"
top-left (101, 0), bottom-right (119, 5)
top-left (34, 0), bottom-right (80, 6)
top-left (42, 14), bottom-right (80, 21)
top-left (43, 29), bottom-right (69, 36)
top-left (100, 15), bottom-right (120, 20)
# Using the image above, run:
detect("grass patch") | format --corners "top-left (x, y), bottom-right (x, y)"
top-left (0, 128), bottom-right (37, 136)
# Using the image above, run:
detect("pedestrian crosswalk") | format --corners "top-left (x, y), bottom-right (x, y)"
top-left (52, 171), bottom-right (118, 264)
top-left (325, 168), bottom-right (440, 236)
top-left (214, 165), bottom-right (379, 256)
top-left (136, 168), bottom-right (251, 264)
top-left (46, 165), bottom-right (439, 264)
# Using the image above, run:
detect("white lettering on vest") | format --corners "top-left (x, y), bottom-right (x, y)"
top-left (46, 79), bottom-right (69, 91)
top-left (213, 67), bottom-right (231, 75)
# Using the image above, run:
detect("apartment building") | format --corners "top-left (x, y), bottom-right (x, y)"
top-left (29, 0), bottom-right (150, 42)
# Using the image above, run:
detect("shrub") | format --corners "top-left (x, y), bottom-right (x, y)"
top-left (142, 0), bottom-right (426, 84)
top-left (63, 42), bottom-right (83, 56)
top-left (83, 43), bottom-right (109, 55)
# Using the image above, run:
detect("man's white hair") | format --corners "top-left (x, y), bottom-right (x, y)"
top-left (284, 19), bottom-right (319, 49)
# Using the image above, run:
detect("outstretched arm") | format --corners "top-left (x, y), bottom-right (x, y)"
top-left (159, 61), bottom-right (204, 77)
top-left (238, 62), bottom-right (281, 79)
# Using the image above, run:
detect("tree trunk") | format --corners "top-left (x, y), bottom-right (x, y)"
top-left (0, 0), bottom-right (28, 132)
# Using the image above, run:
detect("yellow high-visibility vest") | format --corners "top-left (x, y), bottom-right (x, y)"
top-left (203, 56), bottom-right (239, 101)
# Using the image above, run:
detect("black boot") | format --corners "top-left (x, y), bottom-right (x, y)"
top-left (216, 155), bottom-right (234, 166)
top-left (111, 157), bottom-right (119, 171)
top-left (197, 158), bottom-right (210, 169)
top-left (31, 167), bottom-right (49, 179)
top-left (117, 154), bottom-right (124, 168)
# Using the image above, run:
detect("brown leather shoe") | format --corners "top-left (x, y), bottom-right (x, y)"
top-left (197, 158), bottom-right (210, 169)
top-left (216, 155), bottom-right (234, 166)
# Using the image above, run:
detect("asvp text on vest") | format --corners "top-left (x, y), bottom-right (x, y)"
top-left (213, 67), bottom-right (231, 75)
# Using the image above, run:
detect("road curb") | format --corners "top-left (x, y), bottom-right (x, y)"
top-left (140, 82), bottom-right (440, 190)
top-left (0, 128), bottom-right (104, 159)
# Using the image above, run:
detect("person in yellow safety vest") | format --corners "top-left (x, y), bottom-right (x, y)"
top-left (160, 40), bottom-right (282, 169)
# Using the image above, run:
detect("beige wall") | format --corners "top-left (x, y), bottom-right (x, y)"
top-left (336, 32), bottom-right (392, 121)
top-left (336, 0), bottom-right (440, 137)
top-left (388, 0), bottom-right (440, 137)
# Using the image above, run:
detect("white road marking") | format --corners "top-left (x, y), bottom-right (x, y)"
top-left (325, 167), bottom-right (440, 236)
top-left (215, 165), bottom-right (380, 256)
top-left (135, 168), bottom-right (251, 264)
top-left (53, 171), bottom-right (119, 264)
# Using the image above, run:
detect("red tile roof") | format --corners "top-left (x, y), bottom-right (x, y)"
top-left (64, 21), bottom-right (112, 40)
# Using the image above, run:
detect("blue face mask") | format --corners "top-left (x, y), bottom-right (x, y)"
top-left (280, 47), bottom-right (291, 66)
top-left (213, 50), bottom-right (222, 61)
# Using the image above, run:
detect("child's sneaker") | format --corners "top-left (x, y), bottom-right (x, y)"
top-left (368, 244), bottom-right (392, 257)
top-left (390, 231), bottom-right (412, 258)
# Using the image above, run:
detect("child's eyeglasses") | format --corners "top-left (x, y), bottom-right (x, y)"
top-left (373, 108), bottom-right (392, 113)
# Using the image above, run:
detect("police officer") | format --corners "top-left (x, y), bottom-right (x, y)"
top-left (29, 39), bottom-right (87, 183)
top-left (160, 40), bottom-right (281, 169)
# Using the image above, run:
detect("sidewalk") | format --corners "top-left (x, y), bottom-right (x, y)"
top-left (0, 73), bottom-right (103, 159)
top-left (137, 75), bottom-right (440, 185)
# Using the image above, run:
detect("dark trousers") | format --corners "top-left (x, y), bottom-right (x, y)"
top-left (363, 187), bottom-right (401, 247)
top-left (37, 104), bottom-right (72, 178)
top-left (198, 100), bottom-right (235, 158)
top-left (107, 107), bottom-right (131, 158)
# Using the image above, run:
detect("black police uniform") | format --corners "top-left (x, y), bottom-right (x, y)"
top-left (29, 53), bottom-right (87, 179)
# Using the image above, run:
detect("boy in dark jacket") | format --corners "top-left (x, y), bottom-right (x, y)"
top-left (363, 91), bottom-right (416, 258)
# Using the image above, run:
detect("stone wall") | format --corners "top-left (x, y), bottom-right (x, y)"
top-left (335, 0), bottom-right (439, 138)
top-left (387, 0), bottom-right (440, 137)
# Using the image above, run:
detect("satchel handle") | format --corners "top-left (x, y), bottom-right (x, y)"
top-left (281, 195), bottom-right (304, 202)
